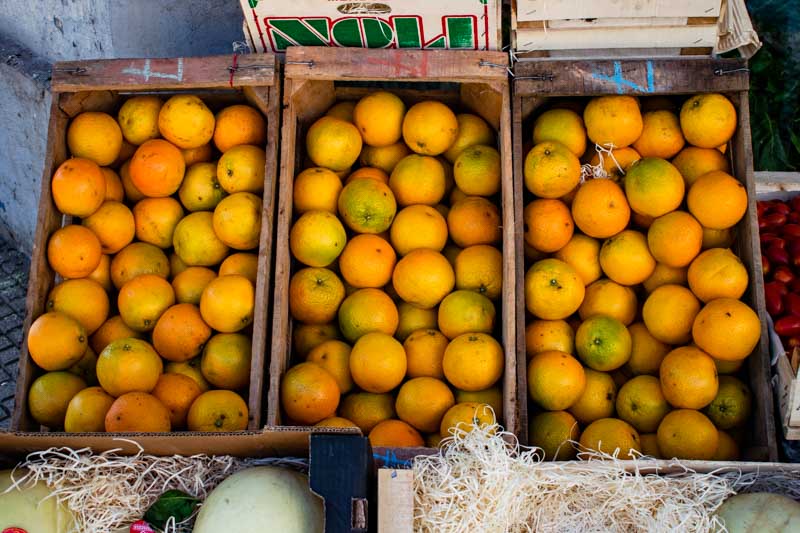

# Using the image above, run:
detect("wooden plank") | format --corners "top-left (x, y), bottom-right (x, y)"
top-left (378, 469), bottom-right (414, 533)
top-left (514, 0), bottom-right (721, 22)
top-left (515, 24), bottom-right (718, 52)
top-left (52, 54), bottom-right (276, 92)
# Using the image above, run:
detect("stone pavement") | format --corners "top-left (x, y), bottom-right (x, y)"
top-left (0, 239), bottom-right (28, 428)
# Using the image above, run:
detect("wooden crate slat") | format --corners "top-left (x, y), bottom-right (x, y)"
top-left (515, 24), bottom-right (718, 52)
top-left (514, 0), bottom-right (721, 22)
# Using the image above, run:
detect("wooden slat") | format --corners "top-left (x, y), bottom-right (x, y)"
top-left (514, 0), bottom-right (721, 22)
top-left (284, 47), bottom-right (508, 83)
top-left (52, 54), bottom-right (276, 92)
top-left (515, 24), bottom-right (718, 53)
top-left (378, 469), bottom-right (414, 533)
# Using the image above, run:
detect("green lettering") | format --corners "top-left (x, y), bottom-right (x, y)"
top-left (331, 18), bottom-right (363, 47)
top-left (446, 17), bottom-right (475, 49)
top-left (393, 17), bottom-right (422, 48)
top-left (268, 18), bottom-right (329, 48)
top-left (362, 18), bottom-right (393, 48)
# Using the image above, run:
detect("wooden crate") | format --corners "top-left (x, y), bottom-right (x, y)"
top-left (512, 57), bottom-right (778, 461)
top-left (269, 47), bottom-right (519, 450)
top-left (11, 54), bottom-right (280, 433)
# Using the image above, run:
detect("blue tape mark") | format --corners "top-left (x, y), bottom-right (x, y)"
top-left (646, 60), bottom-right (655, 93)
top-left (373, 450), bottom-right (412, 468)
top-left (590, 60), bottom-right (655, 94)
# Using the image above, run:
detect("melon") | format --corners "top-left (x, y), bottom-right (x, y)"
top-left (0, 469), bottom-right (74, 532)
top-left (716, 492), bottom-right (800, 532)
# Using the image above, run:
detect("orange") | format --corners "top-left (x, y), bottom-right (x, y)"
top-left (64, 386), bottom-right (115, 432)
top-left (455, 386), bottom-right (503, 420)
top-left (579, 279), bottom-right (637, 325)
top-left (337, 234), bottom-right (396, 289)
top-left (437, 290), bottom-right (495, 340)
top-left (105, 392), bottom-right (171, 432)
top-left (165, 357), bottom-right (211, 392)
top-left (68, 346), bottom-right (98, 385)
top-left (47, 225), bottom-right (102, 279)
top-left (339, 391), bottom-right (395, 433)
top-left (186, 390), bottom-right (249, 431)
top-left (151, 373), bottom-right (202, 428)
top-left (443, 333), bottom-right (503, 392)
top-left (392, 249), bottom-right (455, 309)
top-left (346, 167), bottom-right (389, 184)
top-left (390, 205), bottom-right (448, 256)
top-left (27, 311), bottom-right (88, 371)
top-left (389, 155), bottom-right (446, 206)
top-left (158, 94), bottom-right (215, 149)
top-left (571, 179), bottom-right (631, 238)
top-left (118, 95), bottom-right (162, 145)
top-left (120, 159), bottom-right (146, 202)
top-left (179, 162), bottom-right (227, 212)
top-left (294, 322), bottom-right (340, 358)
top-left (338, 178), bottom-right (397, 233)
top-left (528, 411), bottom-right (579, 460)
top-left (657, 409), bottom-right (718, 460)
top-left (624, 158), bottom-right (685, 218)
top-left (404, 329), bottom-right (448, 379)
top-left (525, 258), bottom-right (585, 320)
top-left (289, 267), bottom-right (345, 324)
top-left (589, 147), bottom-right (642, 182)
top-left (579, 418), bottom-right (641, 459)
top-left (118, 274), bottom-right (175, 332)
top-left (599, 230), bottom-right (656, 286)
top-left (527, 350), bottom-right (585, 410)
top-left (643, 262), bottom-right (688, 293)
top-left (632, 110), bottom-right (685, 159)
top-left (338, 288), bottom-right (398, 341)
top-left (444, 114), bottom-right (495, 162)
top-left (349, 332), bottom-right (406, 393)
top-left (671, 146), bottom-right (730, 187)
top-left (454, 145), bottom-right (501, 197)
top-left (200, 275), bottom-right (254, 333)
top-left (359, 141), bottom-right (411, 174)
top-left (440, 402), bottom-right (495, 436)
top-left (583, 95), bottom-right (643, 148)
top-left (87, 254), bottom-right (112, 291)
top-left (533, 108), bottom-right (586, 157)
top-left (713, 430), bottom-right (739, 461)
top-left (569, 369), bottom-right (617, 424)
top-left (51, 158), bottom-right (106, 217)
top-left (524, 141), bottom-right (581, 198)
top-left (172, 267), bottom-right (217, 305)
top-left (46, 278), bottom-right (109, 334)
top-left (28, 371), bottom-right (86, 428)
top-left (524, 199), bottom-right (574, 253)
top-left (396, 303), bottom-right (438, 342)
top-left (642, 284), bottom-right (700, 344)
top-left (692, 298), bottom-right (760, 361)
top-left (306, 339), bottom-right (352, 393)
top-left (659, 346), bottom-right (718, 409)
top-left (133, 197), bottom-right (184, 249)
top-left (110, 242), bottom-right (170, 288)
top-left (173, 212), bottom-right (229, 266)
top-left (213, 192), bottom-right (262, 250)
top-left (447, 196), bottom-right (501, 247)
top-left (315, 416), bottom-right (357, 428)
top-left (326, 101), bottom-right (356, 122)
top-left (281, 362), bottom-right (340, 424)
top-left (67, 111), bottom-right (123, 166)
top-left (396, 376), bottom-right (455, 432)
top-left (129, 139), bottom-right (186, 197)
top-left (454, 244), bottom-right (503, 300)
top-left (219, 253), bottom-right (258, 285)
top-left (686, 170), bottom-right (747, 230)
top-left (81, 201), bottom-right (135, 254)
top-left (680, 93), bottom-right (737, 148)
top-left (91, 315), bottom-right (143, 354)
top-left (687, 248), bottom-right (748, 302)
top-left (293, 167), bottom-right (342, 214)
top-left (181, 143), bottom-right (213, 166)
top-left (554, 234), bottom-right (601, 286)
top-left (525, 320), bottom-right (574, 360)
top-left (101, 167), bottom-right (125, 202)
top-left (704, 375), bottom-right (751, 430)
top-left (290, 210), bottom-right (347, 267)
top-left (201, 332), bottom-right (252, 390)
top-left (647, 211), bottom-right (703, 268)
top-left (369, 419), bottom-right (424, 447)
top-left (576, 315), bottom-right (632, 372)
top-left (216, 144), bottom-right (265, 194)
top-left (402, 101), bottom-right (458, 156)
top-left (449, 186), bottom-right (468, 206)
top-left (616, 375), bottom-right (670, 433)
top-left (640, 433), bottom-right (662, 458)
top-left (152, 303), bottom-right (211, 362)
top-left (306, 116), bottom-right (362, 171)
top-left (625, 322), bottom-right (670, 376)
top-left (97, 337), bottom-right (163, 396)
top-left (213, 104), bottom-right (266, 152)
top-left (353, 91), bottom-right (405, 147)
top-left (702, 226), bottom-right (734, 250)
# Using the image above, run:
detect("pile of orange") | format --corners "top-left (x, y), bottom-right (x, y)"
top-left (282, 92), bottom-right (506, 447)
top-left (524, 94), bottom-right (758, 461)
top-left (27, 95), bottom-right (267, 433)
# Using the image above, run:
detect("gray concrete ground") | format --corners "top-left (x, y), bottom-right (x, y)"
top-left (0, 239), bottom-right (28, 427)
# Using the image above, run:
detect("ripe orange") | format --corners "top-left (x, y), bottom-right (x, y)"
top-left (447, 197), bottom-right (501, 247)
top-left (583, 95), bottom-right (643, 148)
top-left (657, 409), bottom-right (718, 460)
top-left (680, 93), bottom-right (737, 148)
top-left (359, 141), bottom-right (411, 174)
top-left (290, 210), bottom-right (347, 267)
top-left (389, 154), bottom-right (446, 206)
top-left (117, 273), bottom-right (175, 332)
top-left (440, 402), bottom-right (496, 437)
top-left (687, 248), bottom-right (748, 302)
top-left (625, 322), bottom-right (670, 376)
top-left (28, 371), bottom-right (87, 428)
top-left (671, 146), bottom-right (730, 187)
top-left (454, 145), bottom-right (501, 197)
top-left (219, 253), bottom-right (258, 284)
top-left (692, 298), bottom-right (760, 361)
top-left (571, 179), bottom-right (631, 238)
top-left (306, 116), bottom-right (362, 171)
top-left (702, 226), bottom-right (734, 250)
top-left (616, 375), bottom-right (670, 432)
top-left (101, 167), bottom-right (124, 202)
top-left (165, 357), bottom-right (210, 392)
top-left (200, 275), bottom-right (254, 333)
top-left (46, 278), bottom-right (109, 334)
top-left (181, 143), bottom-right (213, 166)
top-left (395, 376), bottom-right (455, 433)
top-left (703, 375), bottom-right (751, 430)
top-left (642, 284), bottom-right (700, 344)
top-left (118, 95), bottom-right (162, 145)
top-left (686, 171), bottom-right (747, 230)
top-left (281, 362), bottom-right (340, 424)
top-left (216, 144), bottom-right (266, 194)
top-left (158, 94), bottom-right (215, 149)
top-left (396, 303), bottom-right (438, 342)
top-left (525, 320), bottom-right (574, 360)
top-left (624, 158), bottom-right (685, 217)
top-left (393, 249), bottom-right (455, 309)
top-left (27, 311), bottom-right (88, 371)
top-left (390, 205), bottom-right (448, 256)
top-left (713, 430), bottom-right (739, 461)
top-left (443, 332), bottom-right (503, 392)
top-left (402, 101), bottom-right (458, 156)
top-left (186, 390), bottom-right (249, 431)
top-left (67, 111), bottom-right (123, 166)
top-left (293, 322), bottom-right (340, 358)
top-left (132, 197), bottom-right (184, 249)
top-left (129, 139), bottom-right (186, 197)
top-left (599, 230), bottom-right (656, 286)
top-left (455, 387), bottom-right (503, 420)
top-left (338, 288), bottom-right (398, 341)
top-left (64, 386), bottom-right (115, 432)
top-left (579, 418), bottom-right (641, 459)
top-left (213, 104), bottom-right (266, 152)
top-left (525, 258), bottom-right (585, 320)
top-left (576, 315), bottom-right (632, 371)
top-left (643, 262), bottom-right (688, 293)
top-left (438, 290), bottom-right (495, 340)
top-left (647, 211), bottom-right (703, 267)
top-left (66, 346), bottom-right (97, 386)
top-left (404, 329), bottom-right (448, 379)
top-left (327, 101), bottom-right (356, 122)
top-left (349, 332), bottom-right (406, 393)
top-left (289, 267), bottom-right (345, 324)
top-left (353, 91), bottom-right (405, 147)
top-left (524, 199), bottom-right (574, 253)
top-left (533, 108), bottom-right (586, 157)
top-left (588, 146), bottom-right (641, 181)
top-left (449, 186), bottom-right (468, 206)
top-left (346, 166), bottom-right (389, 184)
top-left (90, 315), bottom-right (143, 354)
top-left (81, 201), bottom-right (135, 254)
top-left (213, 192), bottom-right (262, 250)
top-left (524, 141), bottom-right (581, 198)
top-left (454, 244), bottom-right (503, 300)
top-left (528, 350), bottom-right (586, 410)
top-left (48, 225), bottom-right (102, 279)
top-left (554, 234), bottom-right (601, 286)
top-left (120, 159), bottom-right (146, 202)
top-left (151, 373), bottom-right (202, 428)
top-left (338, 391), bottom-right (395, 433)
top-left (51, 158), bottom-right (106, 217)
top-left (105, 392), bottom-right (171, 432)
top-left (111, 242), bottom-right (170, 289)
top-left (293, 167), bottom-right (342, 214)
top-left (659, 346), bottom-right (718, 409)
top-left (152, 303), bottom-right (211, 362)
top-left (444, 113), bottom-right (495, 162)
top-left (172, 266), bottom-right (217, 306)
top-left (315, 416), bottom-right (357, 428)
top-left (97, 337), bottom-right (163, 397)
top-left (578, 279), bottom-right (637, 325)
top-left (528, 410), bottom-right (579, 460)
top-left (369, 419), bottom-right (424, 447)
top-left (179, 162), bottom-right (226, 212)
top-left (306, 339), bottom-right (352, 394)
top-left (201, 332), bottom-right (252, 390)
top-left (632, 110), bottom-right (685, 159)
top-left (569, 369), bottom-right (617, 424)
top-left (640, 433), bottom-right (662, 458)
top-left (87, 254), bottom-right (112, 291)
top-left (338, 178), bottom-right (397, 233)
